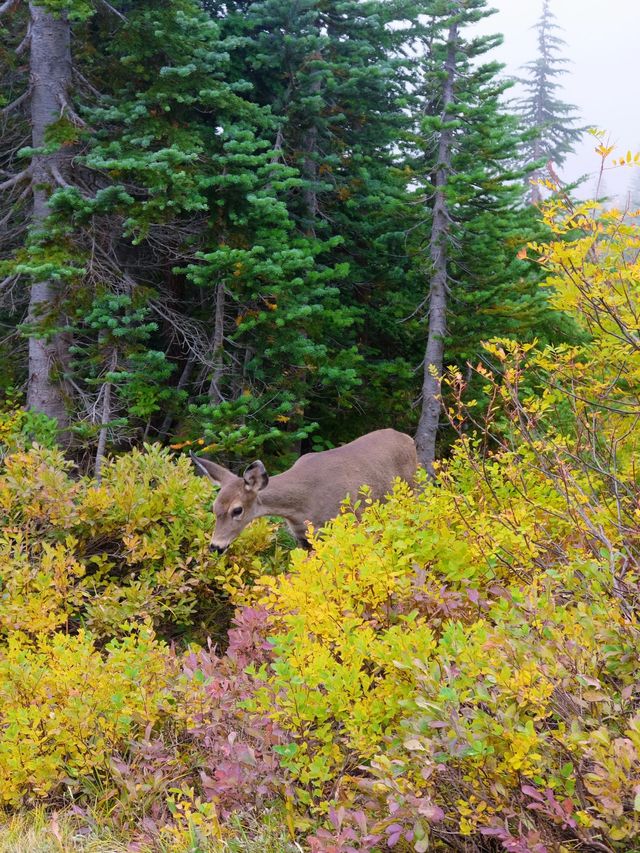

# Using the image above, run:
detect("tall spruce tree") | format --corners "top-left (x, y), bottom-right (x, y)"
top-left (0, 1), bottom-right (93, 431)
top-left (206, 0), bottom-right (422, 444)
top-left (412, 0), bottom-right (563, 472)
top-left (516, 0), bottom-right (584, 203)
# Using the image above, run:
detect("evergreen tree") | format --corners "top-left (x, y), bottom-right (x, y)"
top-left (7, 0), bottom-right (368, 464)
top-left (0, 1), bottom-right (94, 432)
top-left (412, 0), bottom-right (569, 471)
top-left (207, 0), bottom-right (422, 444)
top-left (516, 0), bottom-right (584, 203)
top-left (0, 0), bottom-right (580, 471)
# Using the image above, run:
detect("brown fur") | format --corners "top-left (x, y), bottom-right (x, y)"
top-left (191, 428), bottom-right (417, 550)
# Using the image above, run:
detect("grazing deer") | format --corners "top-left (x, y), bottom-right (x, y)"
top-left (191, 428), bottom-right (417, 552)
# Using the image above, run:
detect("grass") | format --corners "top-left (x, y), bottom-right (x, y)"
top-left (0, 808), bottom-right (129, 852)
top-left (0, 807), bottom-right (298, 853)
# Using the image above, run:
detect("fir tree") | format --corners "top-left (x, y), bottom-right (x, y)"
top-left (412, 0), bottom-right (567, 471)
top-left (0, 1), bottom-right (94, 432)
top-left (516, 0), bottom-right (585, 203)
top-left (209, 0), bottom-right (421, 443)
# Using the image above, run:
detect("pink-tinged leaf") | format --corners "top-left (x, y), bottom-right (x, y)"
top-left (417, 801), bottom-right (445, 822)
top-left (480, 826), bottom-right (506, 837)
top-left (521, 784), bottom-right (545, 802)
top-left (387, 832), bottom-right (402, 848)
top-left (621, 684), bottom-right (634, 701)
top-left (353, 809), bottom-right (368, 834)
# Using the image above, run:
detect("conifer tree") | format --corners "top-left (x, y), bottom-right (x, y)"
top-left (516, 0), bottom-right (584, 203)
top-left (0, 0), bottom-right (580, 468)
top-left (0, 1), bottom-right (93, 430)
top-left (208, 0), bottom-right (421, 442)
top-left (412, 0), bottom-right (559, 472)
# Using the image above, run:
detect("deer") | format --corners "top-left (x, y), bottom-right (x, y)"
top-left (190, 428), bottom-right (417, 553)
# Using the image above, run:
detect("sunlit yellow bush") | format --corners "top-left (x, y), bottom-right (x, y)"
top-left (0, 625), bottom-right (174, 807)
top-left (361, 562), bottom-right (640, 848)
top-left (248, 450), bottom-right (596, 806)
top-left (250, 167), bottom-right (640, 851)
top-left (0, 443), bottom-right (278, 642)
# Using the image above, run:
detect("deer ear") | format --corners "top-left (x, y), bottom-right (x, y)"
top-left (190, 452), bottom-right (235, 487)
top-left (243, 460), bottom-right (269, 493)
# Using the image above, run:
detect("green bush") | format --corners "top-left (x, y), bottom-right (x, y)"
top-left (0, 443), bottom-right (279, 644)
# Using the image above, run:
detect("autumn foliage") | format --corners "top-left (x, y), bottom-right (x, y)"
top-left (1, 179), bottom-right (640, 849)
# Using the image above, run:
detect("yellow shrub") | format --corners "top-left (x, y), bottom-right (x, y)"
top-left (249, 453), bottom-right (597, 806)
top-left (0, 443), bottom-right (279, 643)
top-left (0, 626), bottom-right (174, 807)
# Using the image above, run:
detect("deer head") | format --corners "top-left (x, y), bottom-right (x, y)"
top-left (190, 452), bottom-right (269, 553)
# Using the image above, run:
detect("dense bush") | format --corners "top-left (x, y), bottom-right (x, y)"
top-left (0, 443), bottom-right (278, 644)
top-left (0, 442), bottom-right (287, 846)
top-left (247, 190), bottom-right (640, 850)
top-left (0, 181), bottom-right (639, 851)
top-left (0, 626), bottom-right (173, 808)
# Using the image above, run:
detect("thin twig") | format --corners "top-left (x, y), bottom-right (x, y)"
top-left (0, 169), bottom-right (30, 192)
top-left (98, 0), bottom-right (127, 21)
top-left (0, 88), bottom-right (31, 118)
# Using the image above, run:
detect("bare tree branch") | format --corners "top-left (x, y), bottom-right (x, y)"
top-left (0, 88), bottom-right (31, 119)
top-left (57, 93), bottom-right (88, 128)
top-left (16, 21), bottom-right (32, 56)
top-left (98, 0), bottom-right (127, 22)
top-left (0, 169), bottom-right (30, 192)
top-left (0, 274), bottom-right (19, 292)
top-left (50, 163), bottom-right (72, 189)
top-left (0, 0), bottom-right (16, 16)
top-left (72, 68), bottom-right (103, 100)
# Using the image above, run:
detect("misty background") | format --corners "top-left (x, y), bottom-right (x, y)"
top-left (478, 0), bottom-right (640, 202)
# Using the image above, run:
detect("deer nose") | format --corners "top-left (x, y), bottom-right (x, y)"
top-left (209, 543), bottom-right (227, 555)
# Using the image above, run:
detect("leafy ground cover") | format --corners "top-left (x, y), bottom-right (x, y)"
top-left (0, 181), bottom-right (639, 850)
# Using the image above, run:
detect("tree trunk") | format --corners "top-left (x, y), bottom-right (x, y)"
top-left (415, 21), bottom-right (458, 476)
top-left (94, 347), bottom-right (117, 480)
top-left (26, 3), bottom-right (73, 429)
top-left (157, 354), bottom-right (195, 440)
top-left (301, 63), bottom-right (322, 236)
top-left (94, 383), bottom-right (112, 481)
top-left (529, 136), bottom-right (543, 205)
top-left (208, 282), bottom-right (226, 403)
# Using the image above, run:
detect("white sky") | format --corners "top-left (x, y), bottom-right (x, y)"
top-left (476, 0), bottom-right (640, 203)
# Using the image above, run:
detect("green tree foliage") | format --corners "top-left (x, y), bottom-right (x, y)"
top-left (206, 0), bottom-right (422, 441)
top-left (0, 0), bottom-right (579, 471)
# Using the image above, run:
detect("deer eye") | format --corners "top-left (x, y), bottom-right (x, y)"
top-left (231, 506), bottom-right (244, 519)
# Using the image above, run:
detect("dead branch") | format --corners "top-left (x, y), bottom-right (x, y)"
top-left (98, 0), bottom-right (127, 22)
top-left (57, 93), bottom-right (88, 128)
top-left (0, 169), bottom-right (30, 192)
top-left (16, 21), bottom-right (31, 56)
top-left (0, 88), bottom-right (31, 118)
top-left (72, 68), bottom-right (103, 100)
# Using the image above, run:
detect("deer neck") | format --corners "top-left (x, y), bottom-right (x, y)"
top-left (254, 471), bottom-right (302, 523)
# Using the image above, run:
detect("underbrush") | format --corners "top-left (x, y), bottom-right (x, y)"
top-left (0, 189), bottom-right (639, 851)
top-left (0, 442), bottom-right (282, 645)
